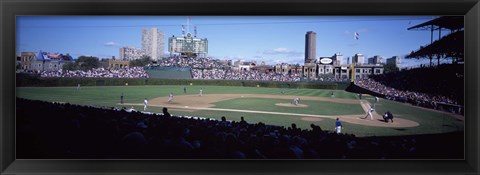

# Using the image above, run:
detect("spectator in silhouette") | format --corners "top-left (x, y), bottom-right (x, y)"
top-left (239, 116), bottom-right (248, 126)
top-left (163, 126), bottom-right (194, 158)
top-left (162, 107), bottom-right (171, 117)
top-left (119, 131), bottom-right (147, 158)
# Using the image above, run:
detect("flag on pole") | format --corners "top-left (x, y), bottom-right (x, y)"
top-left (354, 32), bottom-right (359, 40)
top-left (182, 25), bottom-right (185, 36)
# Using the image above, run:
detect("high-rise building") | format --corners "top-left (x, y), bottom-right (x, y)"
top-left (142, 28), bottom-right (165, 61)
top-left (331, 52), bottom-right (343, 66)
top-left (119, 47), bottom-right (145, 61)
top-left (305, 31), bottom-right (316, 63)
top-left (386, 56), bottom-right (401, 68)
top-left (353, 53), bottom-right (365, 65)
top-left (368, 55), bottom-right (384, 65)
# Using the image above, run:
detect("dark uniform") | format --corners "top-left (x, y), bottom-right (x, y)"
top-left (383, 111), bottom-right (394, 123)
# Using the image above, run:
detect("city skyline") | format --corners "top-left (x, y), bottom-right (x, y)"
top-left (16, 16), bottom-right (451, 67)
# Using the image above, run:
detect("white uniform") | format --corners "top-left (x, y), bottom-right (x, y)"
top-left (335, 118), bottom-right (342, 134)
top-left (365, 107), bottom-right (374, 120)
top-left (199, 89), bottom-right (203, 96)
top-left (144, 99), bottom-right (148, 111)
top-left (168, 94), bottom-right (173, 102)
top-left (292, 98), bottom-right (299, 105)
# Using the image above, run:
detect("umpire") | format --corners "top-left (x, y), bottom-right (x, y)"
top-left (383, 111), bottom-right (394, 123)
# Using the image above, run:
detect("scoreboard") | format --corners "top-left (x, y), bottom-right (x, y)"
top-left (168, 33), bottom-right (208, 55)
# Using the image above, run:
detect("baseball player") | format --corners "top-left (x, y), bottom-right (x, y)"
top-left (383, 111), bottom-right (394, 123)
top-left (143, 98), bottom-right (148, 111)
top-left (168, 93), bottom-right (174, 103)
top-left (199, 89), bottom-right (203, 96)
top-left (120, 93), bottom-right (124, 104)
top-left (363, 105), bottom-right (374, 120)
top-left (292, 98), bottom-right (300, 105)
top-left (335, 118), bottom-right (343, 134)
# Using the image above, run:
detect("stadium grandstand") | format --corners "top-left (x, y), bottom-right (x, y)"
top-left (349, 16), bottom-right (464, 115)
top-left (406, 16), bottom-right (464, 66)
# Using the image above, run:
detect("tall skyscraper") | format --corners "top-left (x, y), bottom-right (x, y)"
top-left (353, 53), bottom-right (365, 65)
top-left (142, 28), bottom-right (165, 61)
top-left (305, 31), bottom-right (316, 63)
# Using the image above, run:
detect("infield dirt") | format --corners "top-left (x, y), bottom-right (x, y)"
top-left (122, 94), bottom-right (420, 128)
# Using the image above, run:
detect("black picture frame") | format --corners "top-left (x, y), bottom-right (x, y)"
top-left (1, 0), bottom-right (479, 174)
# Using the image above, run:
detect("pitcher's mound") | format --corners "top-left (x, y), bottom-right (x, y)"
top-left (275, 103), bottom-right (309, 108)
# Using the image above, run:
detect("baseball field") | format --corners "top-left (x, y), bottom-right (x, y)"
top-left (16, 85), bottom-right (464, 137)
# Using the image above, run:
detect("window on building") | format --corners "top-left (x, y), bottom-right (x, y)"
top-left (356, 69), bottom-right (360, 73)
top-left (375, 69), bottom-right (381, 74)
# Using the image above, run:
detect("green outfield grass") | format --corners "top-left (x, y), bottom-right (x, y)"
top-left (16, 85), bottom-right (464, 137)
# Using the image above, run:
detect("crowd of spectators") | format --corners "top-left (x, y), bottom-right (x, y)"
top-left (39, 67), bottom-right (149, 78)
top-left (355, 78), bottom-right (461, 113)
top-left (354, 64), bottom-right (464, 115)
top-left (157, 56), bottom-right (225, 69)
top-left (191, 68), bottom-right (227, 80)
top-left (154, 56), bottom-right (308, 82)
top-left (311, 76), bottom-right (350, 82)
top-left (224, 69), bottom-right (302, 82)
top-left (191, 69), bottom-right (302, 82)
top-left (16, 97), bottom-right (462, 159)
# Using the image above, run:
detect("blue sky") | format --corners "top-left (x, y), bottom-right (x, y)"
top-left (16, 16), bottom-right (451, 68)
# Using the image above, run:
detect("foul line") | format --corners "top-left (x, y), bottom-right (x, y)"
top-left (121, 103), bottom-right (339, 119)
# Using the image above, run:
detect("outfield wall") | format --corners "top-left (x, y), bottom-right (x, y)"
top-left (16, 73), bottom-right (350, 90)
top-left (144, 66), bottom-right (192, 79)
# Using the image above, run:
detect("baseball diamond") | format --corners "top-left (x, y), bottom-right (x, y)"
top-left (16, 85), bottom-right (462, 137)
